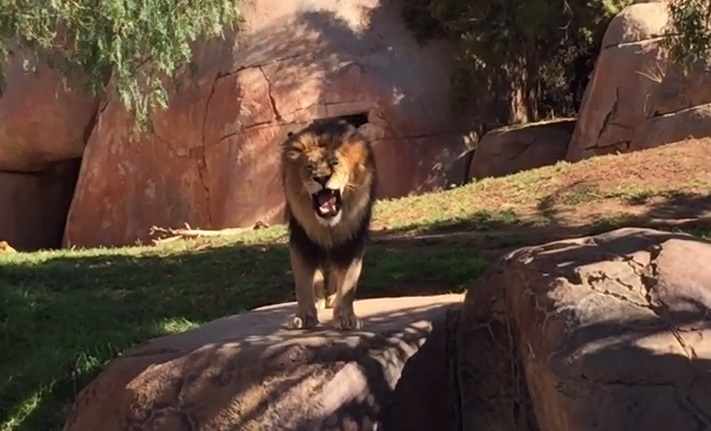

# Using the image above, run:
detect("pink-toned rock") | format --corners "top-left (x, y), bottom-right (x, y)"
top-left (0, 45), bottom-right (99, 171)
top-left (569, 2), bottom-right (711, 161)
top-left (631, 103), bottom-right (711, 150)
top-left (468, 118), bottom-right (575, 180)
top-left (63, 99), bottom-right (212, 248)
top-left (61, 295), bottom-right (462, 431)
top-left (459, 227), bottom-right (711, 430)
top-left (647, 60), bottom-right (711, 118)
top-left (0, 159), bottom-right (80, 251)
top-left (64, 0), bottom-right (470, 248)
top-left (567, 3), bottom-right (669, 160)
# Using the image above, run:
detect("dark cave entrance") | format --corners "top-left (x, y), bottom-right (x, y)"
top-left (336, 112), bottom-right (369, 128)
top-left (0, 157), bottom-right (82, 251)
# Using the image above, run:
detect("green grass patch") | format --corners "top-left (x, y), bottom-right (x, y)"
top-left (3, 142), bottom-right (711, 430)
top-left (0, 234), bottom-right (488, 431)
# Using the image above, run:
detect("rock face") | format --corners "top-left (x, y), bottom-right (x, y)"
top-left (61, 228), bottom-right (711, 430)
top-left (61, 295), bottom-right (462, 431)
top-left (0, 45), bottom-right (99, 172)
top-left (63, 0), bottom-right (470, 248)
top-left (468, 118), bottom-right (575, 180)
top-left (0, 159), bottom-right (81, 251)
top-left (459, 227), bottom-right (711, 430)
top-left (0, 46), bottom-right (97, 250)
top-left (568, 2), bottom-right (711, 161)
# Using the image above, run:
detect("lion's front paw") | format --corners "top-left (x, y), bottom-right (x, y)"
top-left (325, 293), bottom-right (337, 309)
top-left (315, 293), bottom-right (336, 310)
top-left (286, 313), bottom-right (319, 330)
top-left (332, 308), bottom-right (363, 331)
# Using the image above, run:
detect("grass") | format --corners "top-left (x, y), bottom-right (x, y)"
top-left (0, 231), bottom-right (486, 431)
top-left (3, 138), bottom-right (711, 430)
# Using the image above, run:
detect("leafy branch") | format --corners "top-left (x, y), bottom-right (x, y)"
top-left (661, 0), bottom-right (711, 75)
top-left (0, 0), bottom-right (242, 132)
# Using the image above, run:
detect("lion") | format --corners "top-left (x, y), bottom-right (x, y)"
top-left (280, 118), bottom-right (377, 331)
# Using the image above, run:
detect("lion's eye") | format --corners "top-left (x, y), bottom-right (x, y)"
top-left (329, 157), bottom-right (339, 166)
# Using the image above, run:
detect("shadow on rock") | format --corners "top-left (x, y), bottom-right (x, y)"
top-left (458, 227), bottom-right (711, 430)
top-left (0, 231), bottom-right (486, 431)
top-left (60, 296), bottom-right (462, 431)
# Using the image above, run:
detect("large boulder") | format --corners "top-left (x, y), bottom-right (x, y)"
top-left (63, 0), bottom-right (470, 248)
top-left (630, 104), bottom-right (711, 151)
top-left (0, 159), bottom-right (81, 251)
top-left (567, 2), bottom-right (668, 160)
top-left (567, 2), bottom-right (711, 161)
top-left (62, 295), bottom-right (462, 431)
top-left (0, 45), bottom-right (99, 171)
top-left (468, 118), bottom-right (575, 181)
top-left (459, 227), bottom-right (711, 430)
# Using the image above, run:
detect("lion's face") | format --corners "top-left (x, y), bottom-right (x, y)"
top-left (283, 120), bottom-right (371, 228)
top-left (299, 147), bottom-right (350, 226)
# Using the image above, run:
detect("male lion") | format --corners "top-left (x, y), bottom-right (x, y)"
top-left (280, 118), bottom-right (377, 330)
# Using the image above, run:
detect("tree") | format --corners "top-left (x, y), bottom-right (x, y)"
top-left (400, 0), bottom-right (635, 133)
top-left (0, 0), bottom-right (241, 130)
top-left (662, 0), bottom-right (711, 74)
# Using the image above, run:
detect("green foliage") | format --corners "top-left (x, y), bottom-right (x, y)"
top-left (661, 0), bottom-right (711, 75)
top-left (401, 0), bottom-right (631, 128)
top-left (0, 0), bottom-right (242, 130)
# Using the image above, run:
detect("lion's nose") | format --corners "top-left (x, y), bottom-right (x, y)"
top-left (313, 175), bottom-right (331, 186)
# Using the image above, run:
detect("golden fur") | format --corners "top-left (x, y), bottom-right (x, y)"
top-left (280, 118), bottom-right (377, 330)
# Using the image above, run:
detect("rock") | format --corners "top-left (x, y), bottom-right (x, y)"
top-left (0, 44), bottom-right (99, 171)
top-left (459, 227), bottom-right (711, 430)
top-left (468, 118), bottom-right (575, 181)
top-left (602, 2), bottom-right (668, 46)
top-left (567, 3), bottom-right (669, 161)
top-left (568, 3), bottom-right (711, 161)
top-left (631, 103), bottom-right (711, 150)
top-left (62, 295), bottom-right (462, 431)
top-left (64, 0), bottom-right (470, 248)
top-left (0, 159), bottom-right (81, 251)
top-left (646, 60), bottom-right (711, 118)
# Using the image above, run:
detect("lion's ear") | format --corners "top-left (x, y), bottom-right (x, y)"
top-left (281, 137), bottom-right (302, 161)
top-left (285, 149), bottom-right (301, 161)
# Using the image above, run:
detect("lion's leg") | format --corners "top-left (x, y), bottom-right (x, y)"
top-left (325, 289), bottom-right (337, 309)
top-left (319, 271), bottom-right (336, 309)
top-left (314, 268), bottom-right (328, 310)
top-left (287, 245), bottom-right (320, 330)
top-left (328, 248), bottom-right (365, 331)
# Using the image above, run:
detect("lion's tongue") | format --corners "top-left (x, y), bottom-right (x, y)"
top-left (317, 193), bottom-right (337, 215)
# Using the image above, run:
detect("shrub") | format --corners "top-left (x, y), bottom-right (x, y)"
top-left (400, 0), bottom-right (631, 132)
top-left (662, 0), bottom-right (711, 75)
top-left (0, 0), bottom-right (241, 129)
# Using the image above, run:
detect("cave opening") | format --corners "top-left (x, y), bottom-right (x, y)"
top-left (336, 112), bottom-right (369, 128)
top-left (0, 157), bottom-right (82, 251)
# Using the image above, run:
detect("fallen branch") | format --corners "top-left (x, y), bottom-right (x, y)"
top-left (149, 221), bottom-right (269, 245)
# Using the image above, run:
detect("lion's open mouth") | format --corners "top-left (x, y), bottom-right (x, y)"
top-left (312, 189), bottom-right (342, 219)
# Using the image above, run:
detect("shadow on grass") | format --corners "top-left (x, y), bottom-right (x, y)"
top-left (3, 191), bottom-right (711, 430)
top-left (0, 232), bottom-right (486, 431)
top-left (6, 225), bottom-right (711, 430)
top-left (377, 190), bottom-right (711, 250)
